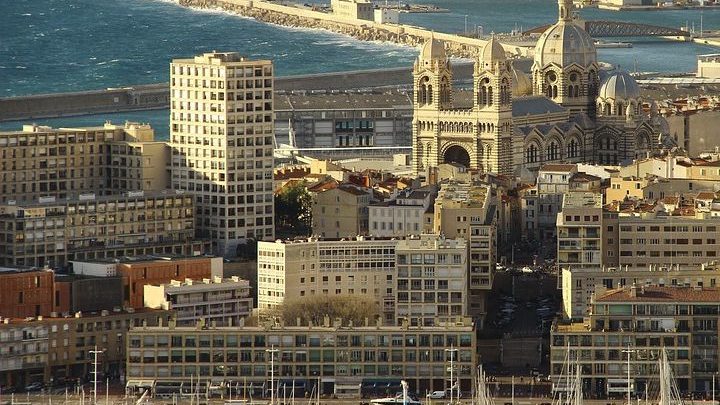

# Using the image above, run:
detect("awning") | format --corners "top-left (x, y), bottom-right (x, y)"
top-left (126, 380), bottom-right (155, 388)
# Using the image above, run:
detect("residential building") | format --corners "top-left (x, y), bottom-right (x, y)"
top-left (311, 184), bottom-right (371, 238)
top-left (433, 181), bottom-right (496, 324)
top-left (257, 237), bottom-right (397, 322)
top-left (551, 285), bottom-right (720, 396)
top-left (331, 0), bottom-right (374, 20)
top-left (144, 276), bottom-right (252, 327)
top-left (72, 256), bottom-right (222, 310)
top-left (698, 53), bottom-right (720, 79)
top-left (53, 275), bottom-right (124, 315)
top-left (368, 186), bottom-right (437, 237)
top-left (0, 266), bottom-right (55, 318)
top-left (561, 262), bottom-right (720, 319)
top-left (0, 319), bottom-right (48, 388)
top-left (537, 164), bottom-right (578, 238)
top-left (556, 192), bottom-right (605, 271)
top-left (395, 235), bottom-right (467, 326)
top-left (126, 318), bottom-right (476, 396)
top-left (0, 191), bottom-right (203, 269)
top-left (45, 309), bottom-right (171, 384)
top-left (0, 121), bottom-right (169, 204)
top-left (170, 52), bottom-right (275, 256)
top-left (606, 175), bottom-right (720, 203)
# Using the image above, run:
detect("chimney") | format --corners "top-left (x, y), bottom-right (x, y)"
top-left (629, 284), bottom-right (638, 298)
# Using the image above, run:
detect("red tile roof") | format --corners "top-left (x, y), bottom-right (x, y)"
top-left (596, 286), bottom-right (720, 303)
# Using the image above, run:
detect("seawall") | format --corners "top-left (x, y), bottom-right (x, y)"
top-left (0, 63), bottom-right (475, 122)
top-left (174, 0), bottom-right (525, 58)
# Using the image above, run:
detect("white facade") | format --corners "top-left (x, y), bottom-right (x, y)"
top-left (395, 235), bottom-right (468, 326)
top-left (374, 8), bottom-right (399, 24)
top-left (169, 52), bottom-right (275, 256)
top-left (257, 237), bottom-right (398, 322)
top-left (369, 187), bottom-right (436, 237)
top-left (143, 276), bottom-right (252, 327)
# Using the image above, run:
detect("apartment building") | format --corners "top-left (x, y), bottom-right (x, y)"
top-left (0, 191), bottom-right (204, 269)
top-left (170, 52), bottom-right (275, 256)
top-left (0, 122), bottom-right (168, 204)
top-left (331, 0), bottom-right (374, 20)
top-left (551, 285), bottom-right (720, 396)
top-left (257, 237), bottom-right (397, 322)
top-left (433, 181), bottom-right (496, 323)
top-left (395, 235), bottom-right (467, 326)
top-left (0, 319), bottom-right (48, 388)
top-left (0, 266), bottom-right (55, 318)
top-left (311, 184), bottom-right (371, 238)
top-left (72, 255), bottom-right (222, 310)
top-left (126, 318), bottom-right (476, 396)
top-left (368, 186), bottom-right (436, 237)
top-left (561, 263), bottom-right (720, 319)
top-left (606, 175), bottom-right (720, 203)
top-left (144, 276), bottom-right (252, 327)
top-left (556, 192), bottom-right (604, 271)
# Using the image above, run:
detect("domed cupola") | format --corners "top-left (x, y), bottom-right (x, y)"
top-left (596, 69), bottom-right (642, 118)
top-left (479, 35), bottom-right (508, 71)
top-left (511, 66), bottom-right (532, 97)
top-left (418, 37), bottom-right (447, 67)
top-left (531, 0), bottom-right (600, 115)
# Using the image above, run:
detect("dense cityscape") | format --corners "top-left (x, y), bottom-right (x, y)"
top-left (1, 0), bottom-right (720, 404)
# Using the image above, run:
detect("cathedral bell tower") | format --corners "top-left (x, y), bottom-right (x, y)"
top-left (474, 36), bottom-right (515, 175)
top-left (412, 37), bottom-right (452, 173)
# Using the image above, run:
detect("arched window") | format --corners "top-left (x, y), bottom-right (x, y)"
top-left (526, 144), bottom-right (538, 163)
top-left (487, 87), bottom-right (493, 106)
top-left (427, 85), bottom-right (433, 104)
top-left (547, 141), bottom-right (559, 161)
top-left (567, 139), bottom-right (579, 158)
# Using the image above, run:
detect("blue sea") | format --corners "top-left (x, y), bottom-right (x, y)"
top-left (1, 0), bottom-right (718, 137)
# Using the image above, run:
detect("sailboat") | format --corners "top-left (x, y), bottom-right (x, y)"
top-left (657, 348), bottom-right (683, 405)
top-left (370, 381), bottom-right (421, 405)
top-left (552, 347), bottom-right (583, 405)
top-left (473, 365), bottom-right (494, 405)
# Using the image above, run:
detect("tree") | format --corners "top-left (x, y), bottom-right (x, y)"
top-left (269, 295), bottom-right (380, 327)
top-left (275, 182), bottom-right (312, 237)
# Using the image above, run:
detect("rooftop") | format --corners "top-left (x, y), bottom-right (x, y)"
top-left (562, 192), bottom-right (603, 209)
top-left (596, 286), bottom-right (720, 303)
top-left (72, 254), bottom-right (216, 265)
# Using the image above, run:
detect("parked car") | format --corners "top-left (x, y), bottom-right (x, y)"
top-left (24, 381), bottom-right (44, 392)
top-left (426, 391), bottom-right (446, 399)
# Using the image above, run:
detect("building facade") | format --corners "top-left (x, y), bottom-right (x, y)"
top-left (311, 185), bottom-right (371, 238)
top-left (368, 186), bottom-right (436, 237)
top-left (395, 235), bottom-right (468, 326)
top-left (257, 237), bottom-right (397, 322)
top-left (0, 191), bottom-right (202, 269)
top-left (331, 0), bottom-right (374, 20)
top-left (126, 319), bottom-right (476, 396)
top-left (551, 285), bottom-right (720, 396)
top-left (0, 267), bottom-right (56, 318)
top-left (0, 320), bottom-right (48, 388)
top-left (170, 52), bottom-right (275, 256)
top-left (144, 276), bottom-right (252, 327)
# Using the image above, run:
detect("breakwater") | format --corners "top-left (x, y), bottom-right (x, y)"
top-left (0, 63), bottom-right (475, 122)
top-left (174, 0), bottom-right (520, 59)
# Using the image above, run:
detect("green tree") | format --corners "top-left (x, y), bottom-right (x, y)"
top-left (275, 182), bottom-right (312, 237)
top-left (267, 295), bottom-right (380, 327)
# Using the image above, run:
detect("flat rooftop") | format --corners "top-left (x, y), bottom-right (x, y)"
top-left (562, 192), bottom-right (603, 209)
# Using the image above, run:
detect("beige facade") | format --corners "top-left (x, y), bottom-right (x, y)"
top-left (126, 319), bottom-right (477, 396)
top-left (311, 185), bottom-right (370, 238)
top-left (368, 186), bottom-right (436, 237)
top-left (0, 191), bottom-right (200, 268)
top-left (395, 235), bottom-right (468, 326)
top-left (170, 52), bottom-right (275, 256)
top-left (698, 54), bottom-right (720, 79)
top-left (257, 237), bottom-right (397, 322)
top-left (433, 181), bottom-right (496, 323)
top-left (561, 263), bottom-right (720, 319)
top-left (606, 175), bottom-right (720, 203)
top-left (0, 122), bottom-right (168, 204)
top-left (556, 192), bottom-right (604, 271)
top-left (331, 0), bottom-right (374, 21)
top-left (0, 320), bottom-right (48, 387)
top-left (552, 285), bottom-right (720, 396)
top-left (144, 276), bottom-right (252, 327)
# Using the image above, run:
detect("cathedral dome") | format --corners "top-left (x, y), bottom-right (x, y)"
top-left (511, 66), bottom-right (532, 96)
top-left (420, 37), bottom-right (446, 61)
top-left (480, 36), bottom-right (506, 66)
top-left (533, 21), bottom-right (596, 68)
top-left (598, 70), bottom-right (640, 100)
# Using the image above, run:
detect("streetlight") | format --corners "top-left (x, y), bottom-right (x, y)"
top-left (89, 346), bottom-right (104, 405)
top-left (266, 346), bottom-right (279, 405)
top-left (622, 345), bottom-right (635, 405)
top-left (464, 15), bottom-right (468, 35)
top-left (445, 345), bottom-right (458, 404)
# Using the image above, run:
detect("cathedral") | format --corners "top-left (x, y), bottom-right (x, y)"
top-left (412, 0), bottom-right (667, 176)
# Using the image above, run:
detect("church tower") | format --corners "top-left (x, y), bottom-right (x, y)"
top-left (412, 38), bottom-right (452, 172)
top-left (532, 0), bottom-right (599, 116)
top-left (474, 36), bottom-right (515, 175)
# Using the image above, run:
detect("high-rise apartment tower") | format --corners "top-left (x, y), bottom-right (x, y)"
top-left (170, 52), bottom-right (275, 256)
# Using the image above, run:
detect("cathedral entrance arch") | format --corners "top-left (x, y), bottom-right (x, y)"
top-left (443, 145), bottom-right (471, 167)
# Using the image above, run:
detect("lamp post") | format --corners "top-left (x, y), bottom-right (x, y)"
top-left (622, 345), bottom-right (635, 405)
top-left (89, 346), bottom-right (104, 405)
top-left (266, 346), bottom-right (279, 405)
top-left (464, 15), bottom-right (468, 35)
top-left (445, 345), bottom-right (458, 404)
